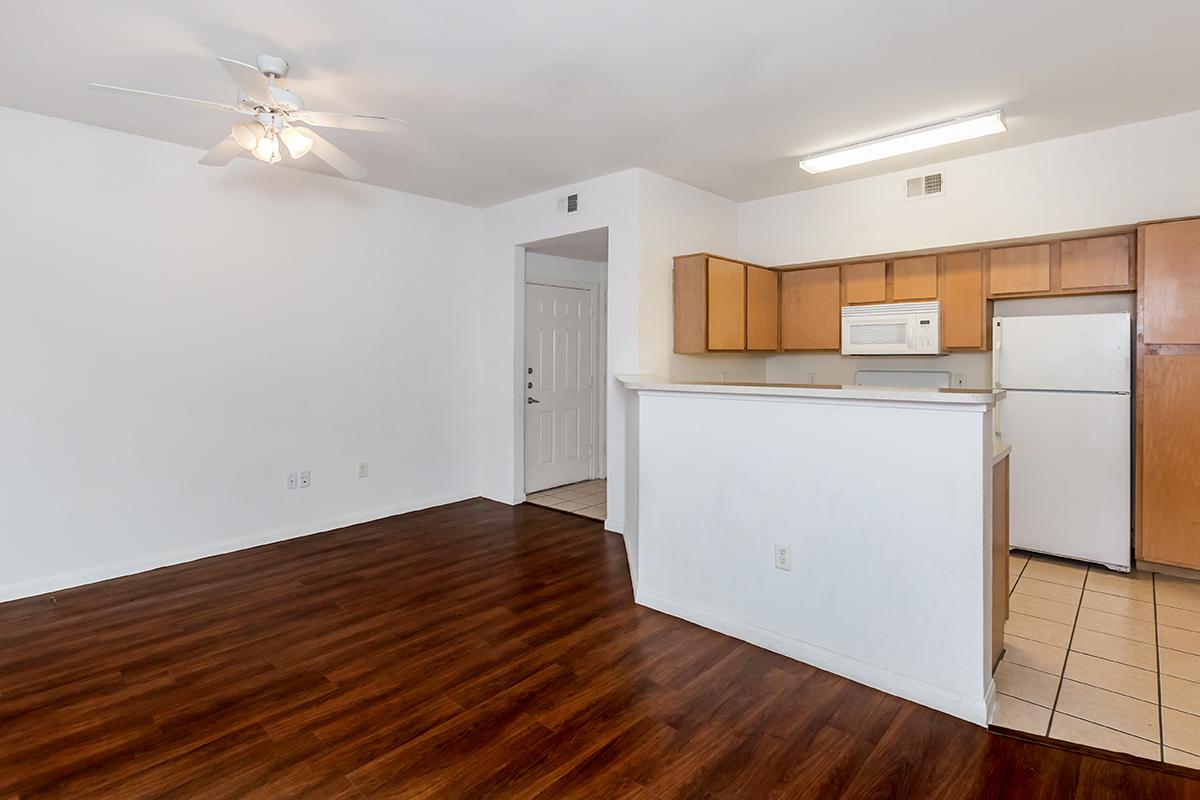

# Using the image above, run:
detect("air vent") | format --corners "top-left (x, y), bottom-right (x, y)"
top-left (905, 172), bottom-right (944, 200)
top-left (556, 193), bottom-right (580, 215)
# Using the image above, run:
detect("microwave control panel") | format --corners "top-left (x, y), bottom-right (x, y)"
top-left (916, 318), bottom-right (936, 350)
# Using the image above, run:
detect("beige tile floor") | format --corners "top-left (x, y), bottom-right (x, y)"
top-left (995, 550), bottom-right (1200, 768)
top-left (525, 479), bottom-right (606, 521)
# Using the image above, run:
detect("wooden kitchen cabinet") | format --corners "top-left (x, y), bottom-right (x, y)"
top-left (891, 256), bottom-right (938, 301)
top-left (1142, 219), bottom-right (1200, 345)
top-left (940, 251), bottom-right (988, 350)
top-left (674, 254), bottom-right (744, 353)
top-left (781, 266), bottom-right (840, 350)
top-left (673, 254), bottom-right (777, 353)
top-left (1136, 217), bottom-right (1200, 570)
top-left (746, 265), bottom-right (779, 351)
top-left (988, 244), bottom-right (1051, 296)
top-left (842, 262), bottom-right (886, 305)
top-left (1061, 235), bottom-right (1133, 291)
top-left (1137, 355), bottom-right (1200, 568)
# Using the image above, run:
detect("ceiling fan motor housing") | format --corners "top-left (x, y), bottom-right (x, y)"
top-left (255, 55), bottom-right (289, 79)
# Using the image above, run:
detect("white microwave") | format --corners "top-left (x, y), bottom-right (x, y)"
top-left (841, 301), bottom-right (942, 355)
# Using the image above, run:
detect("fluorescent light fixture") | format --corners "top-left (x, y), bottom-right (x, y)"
top-left (798, 109), bottom-right (1007, 174)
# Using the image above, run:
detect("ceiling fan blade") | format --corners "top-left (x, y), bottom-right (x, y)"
top-left (217, 57), bottom-right (272, 104)
top-left (88, 83), bottom-right (243, 114)
top-left (198, 135), bottom-right (245, 166)
top-left (298, 127), bottom-right (368, 180)
top-left (294, 110), bottom-right (411, 135)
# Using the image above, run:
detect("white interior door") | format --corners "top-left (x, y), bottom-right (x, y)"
top-left (1001, 389), bottom-right (1131, 569)
top-left (524, 283), bottom-right (593, 493)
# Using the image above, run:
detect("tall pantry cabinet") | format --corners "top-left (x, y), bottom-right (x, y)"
top-left (1136, 218), bottom-right (1200, 569)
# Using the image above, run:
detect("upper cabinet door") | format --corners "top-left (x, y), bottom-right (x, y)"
top-left (941, 251), bottom-right (986, 350)
top-left (1061, 235), bottom-right (1133, 291)
top-left (672, 254), bottom-right (709, 354)
top-left (1143, 219), bottom-right (1200, 345)
top-left (892, 256), bottom-right (938, 301)
top-left (989, 244), bottom-right (1051, 296)
top-left (842, 262), bottom-right (886, 304)
top-left (706, 257), bottom-right (746, 351)
top-left (781, 267), bottom-right (840, 350)
top-left (746, 266), bottom-right (779, 351)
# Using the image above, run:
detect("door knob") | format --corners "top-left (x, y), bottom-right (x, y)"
top-left (527, 397), bottom-right (540, 404)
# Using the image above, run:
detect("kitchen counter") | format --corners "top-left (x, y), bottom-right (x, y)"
top-left (620, 373), bottom-right (1000, 727)
top-left (617, 375), bottom-right (1002, 406)
top-left (993, 439), bottom-right (1013, 465)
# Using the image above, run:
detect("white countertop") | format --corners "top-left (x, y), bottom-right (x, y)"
top-left (617, 374), bottom-right (1003, 406)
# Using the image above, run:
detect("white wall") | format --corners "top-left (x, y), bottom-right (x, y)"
top-left (740, 110), bottom-right (1200, 386)
top-left (0, 107), bottom-right (483, 600)
top-left (634, 171), bottom-right (757, 383)
top-left (524, 252), bottom-right (607, 285)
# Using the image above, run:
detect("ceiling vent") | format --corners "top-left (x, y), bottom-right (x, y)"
top-left (556, 193), bottom-right (580, 215)
top-left (905, 172), bottom-right (944, 200)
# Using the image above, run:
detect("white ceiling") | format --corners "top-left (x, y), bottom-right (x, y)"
top-left (4, 1), bottom-right (1200, 207)
top-left (524, 228), bottom-right (608, 263)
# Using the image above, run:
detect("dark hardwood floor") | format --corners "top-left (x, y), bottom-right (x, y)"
top-left (1, 499), bottom-right (1197, 798)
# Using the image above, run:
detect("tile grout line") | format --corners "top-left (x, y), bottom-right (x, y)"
top-left (1010, 554), bottom-right (1030, 597)
top-left (1154, 571), bottom-right (1165, 763)
top-left (1003, 661), bottom-right (1156, 707)
top-left (1052, 709), bottom-right (1163, 747)
top-left (1046, 564), bottom-right (1088, 737)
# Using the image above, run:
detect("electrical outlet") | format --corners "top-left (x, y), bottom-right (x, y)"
top-left (358, 462), bottom-right (369, 479)
top-left (807, 371), bottom-right (817, 384)
top-left (953, 373), bottom-right (967, 388)
top-left (774, 541), bottom-right (792, 571)
top-left (299, 470), bottom-right (311, 489)
top-left (286, 472), bottom-right (297, 491)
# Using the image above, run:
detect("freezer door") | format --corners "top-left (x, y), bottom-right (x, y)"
top-left (1000, 390), bottom-right (1131, 569)
top-left (993, 313), bottom-right (1131, 392)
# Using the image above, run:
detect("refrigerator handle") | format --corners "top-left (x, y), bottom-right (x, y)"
top-left (992, 319), bottom-right (1002, 389)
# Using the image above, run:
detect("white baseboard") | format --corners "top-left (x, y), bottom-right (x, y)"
top-left (637, 588), bottom-right (990, 727)
top-left (0, 491), bottom-right (477, 603)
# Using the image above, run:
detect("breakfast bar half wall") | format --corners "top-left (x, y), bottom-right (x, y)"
top-left (619, 375), bottom-right (1002, 725)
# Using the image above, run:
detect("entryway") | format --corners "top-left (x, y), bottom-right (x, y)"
top-left (520, 228), bottom-right (607, 520)
top-left (525, 479), bottom-right (606, 520)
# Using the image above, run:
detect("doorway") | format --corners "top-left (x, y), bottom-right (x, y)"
top-left (520, 228), bottom-right (607, 519)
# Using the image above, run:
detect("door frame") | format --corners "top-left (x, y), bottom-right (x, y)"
top-left (520, 274), bottom-right (607, 498)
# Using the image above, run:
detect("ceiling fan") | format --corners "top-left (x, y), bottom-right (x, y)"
top-left (89, 55), bottom-right (410, 180)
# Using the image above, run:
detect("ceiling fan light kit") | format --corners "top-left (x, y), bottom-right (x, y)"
top-left (279, 126), bottom-right (314, 159)
top-left (88, 54), bottom-right (411, 180)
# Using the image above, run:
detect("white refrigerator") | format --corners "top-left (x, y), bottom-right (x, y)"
top-left (992, 313), bottom-right (1132, 571)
